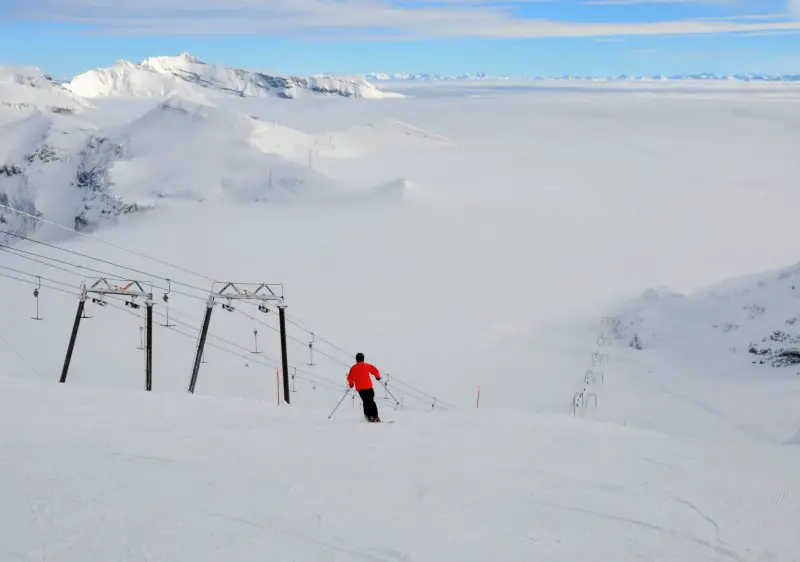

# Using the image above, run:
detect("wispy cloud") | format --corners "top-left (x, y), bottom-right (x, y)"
top-left (705, 13), bottom-right (795, 20)
top-left (583, 0), bottom-right (706, 5)
top-left (742, 28), bottom-right (800, 36)
top-left (4, 0), bottom-right (800, 37)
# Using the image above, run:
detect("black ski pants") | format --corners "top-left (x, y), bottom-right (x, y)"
top-left (358, 388), bottom-right (379, 419)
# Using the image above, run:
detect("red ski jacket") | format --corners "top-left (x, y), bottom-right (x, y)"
top-left (347, 362), bottom-right (381, 391)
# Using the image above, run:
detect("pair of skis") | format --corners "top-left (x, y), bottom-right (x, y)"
top-left (329, 387), bottom-right (395, 422)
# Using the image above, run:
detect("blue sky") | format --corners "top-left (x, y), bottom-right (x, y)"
top-left (1, 0), bottom-right (799, 77)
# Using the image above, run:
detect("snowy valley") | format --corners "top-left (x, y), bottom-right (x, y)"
top-left (1, 54), bottom-right (800, 561)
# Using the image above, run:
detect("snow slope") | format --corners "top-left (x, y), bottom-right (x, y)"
top-left (311, 118), bottom-right (453, 159)
top-left (1, 375), bottom-right (798, 562)
top-left (613, 261), bottom-right (800, 366)
top-left (100, 95), bottom-right (345, 204)
top-left (67, 53), bottom-right (403, 100)
top-left (2, 79), bottom-right (800, 560)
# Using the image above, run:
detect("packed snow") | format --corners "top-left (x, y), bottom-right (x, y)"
top-left (2, 62), bottom-right (800, 561)
top-left (2, 377), bottom-right (799, 562)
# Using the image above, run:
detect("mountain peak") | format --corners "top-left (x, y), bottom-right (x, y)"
top-left (178, 51), bottom-right (203, 63)
top-left (0, 64), bottom-right (90, 112)
top-left (0, 66), bottom-right (54, 88)
top-left (139, 52), bottom-right (207, 73)
top-left (66, 54), bottom-right (403, 100)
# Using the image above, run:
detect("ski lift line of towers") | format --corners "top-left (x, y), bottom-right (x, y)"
top-left (58, 278), bottom-right (295, 404)
top-left (27, 271), bottom-right (443, 411)
top-left (1, 202), bottom-right (448, 410)
top-left (572, 315), bottom-right (616, 417)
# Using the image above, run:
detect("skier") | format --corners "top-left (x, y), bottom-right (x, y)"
top-left (346, 353), bottom-right (382, 422)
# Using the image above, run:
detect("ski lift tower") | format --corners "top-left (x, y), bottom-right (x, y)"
top-left (187, 282), bottom-right (290, 402)
top-left (59, 278), bottom-right (154, 390)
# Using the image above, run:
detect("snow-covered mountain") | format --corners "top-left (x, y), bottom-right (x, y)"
top-left (0, 110), bottom-right (143, 244)
top-left (67, 53), bottom-right (403, 100)
top-left (0, 90), bottom-right (435, 242)
top-left (612, 262), bottom-right (800, 369)
top-left (0, 97), bottom-right (328, 242)
top-left (0, 66), bottom-right (90, 114)
top-left (0, 54), bottom-right (411, 238)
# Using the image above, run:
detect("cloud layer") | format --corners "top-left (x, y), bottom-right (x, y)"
top-left (5, 0), bottom-right (800, 37)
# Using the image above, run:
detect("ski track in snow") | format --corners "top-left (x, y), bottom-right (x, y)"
top-left (531, 499), bottom-right (744, 562)
top-left (664, 493), bottom-right (721, 541)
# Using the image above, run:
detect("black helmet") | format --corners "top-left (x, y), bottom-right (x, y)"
top-left (355, 352), bottom-right (364, 362)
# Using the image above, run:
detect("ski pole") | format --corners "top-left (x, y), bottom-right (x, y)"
top-left (328, 388), bottom-right (351, 419)
top-left (378, 378), bottom-right (401, 408)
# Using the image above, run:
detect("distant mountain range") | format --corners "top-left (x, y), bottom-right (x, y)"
top-left (362, 72), bottom-right (800, 82)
